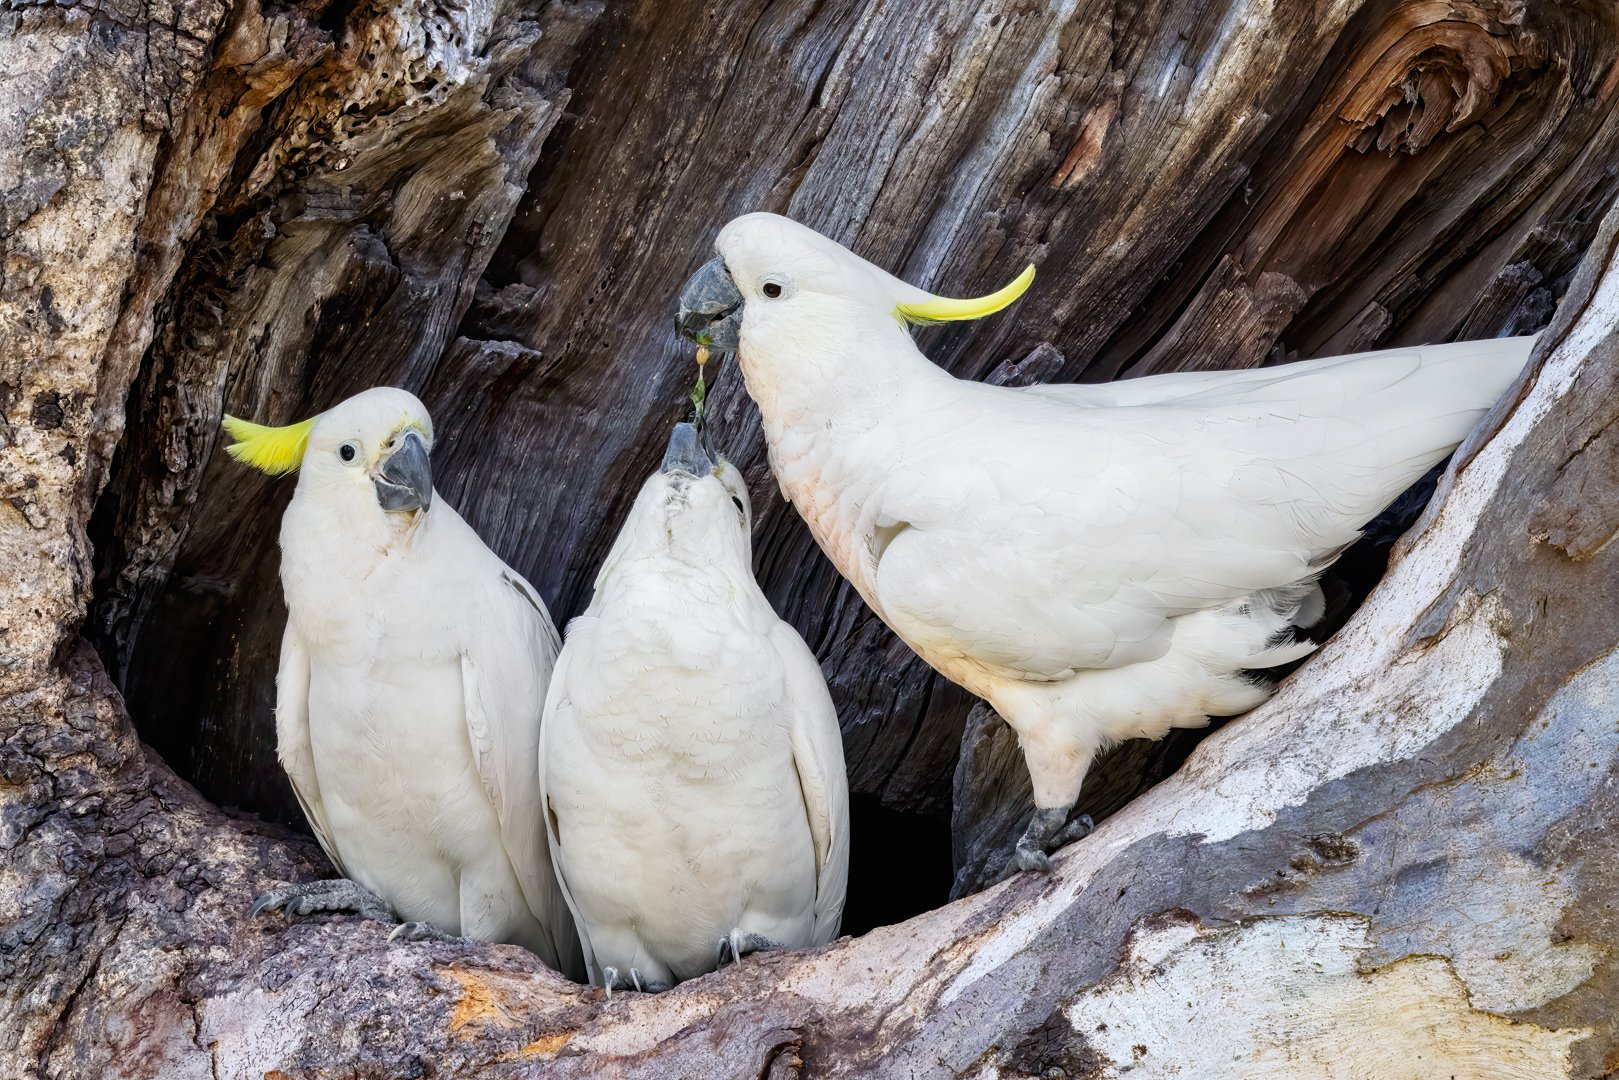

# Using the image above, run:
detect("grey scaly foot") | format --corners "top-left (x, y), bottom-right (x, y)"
top-left (1008, 807), bottom-right (1095, 875)
top-left (1057, 813), bottom-right (1095, 845)
top-left (630, 968), bottom-right (672, 994)
top-left (600, 965), bottom-right (671, 998)
top-left (715, 928), bottom-right (786, 967)
top-left (251, 878), bottom-right (393, 922)
top-left (386, 920), bottom-right (460, 944)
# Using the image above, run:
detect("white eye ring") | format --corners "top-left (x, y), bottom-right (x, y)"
top-left (759, 276), bottom-right (792, 300)
top-left (339, 441), bottom-right (361, 464)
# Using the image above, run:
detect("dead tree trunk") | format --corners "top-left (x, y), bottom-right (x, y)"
top-left (2, 0), bottom-right (1617, 1076)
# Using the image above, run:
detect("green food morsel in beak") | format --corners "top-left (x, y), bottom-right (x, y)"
top-left (374, 430), bottom-right (432, 513)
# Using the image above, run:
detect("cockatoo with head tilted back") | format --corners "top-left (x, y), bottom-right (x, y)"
top-left (224, 387), bottom-right (582, 976)
top-left (540, 422), bottom-right (848, 993)
top-left (676, 212), bottom-right (1535, 875)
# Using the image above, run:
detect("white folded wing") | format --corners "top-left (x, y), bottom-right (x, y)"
top-left (274, 625), bottom-right (345, 873)
top-left (459, 567), bottom-right (581, 977)
top-left (771, 621), bottom-right (850, 946)
top-left (871, 337), bottom-right (1533, 679)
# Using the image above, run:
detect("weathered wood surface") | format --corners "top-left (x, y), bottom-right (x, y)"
top-left (88, 0), bottom-right (1619, 858)
top-left (8, 190), bottom-right (1618, 1080)
top-left (3, 0), bottom-right (1619, 1076)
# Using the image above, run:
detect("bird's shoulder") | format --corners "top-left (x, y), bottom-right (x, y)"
top-left (419, 504), bottom-right (558, 643)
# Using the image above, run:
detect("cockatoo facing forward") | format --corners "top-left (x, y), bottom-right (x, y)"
top-left (677, 212), bottom-right (1535, 874)
top-left (540, 423), bottom-right (849, 992)
top-left (225, 387), bottom-right (581, 976)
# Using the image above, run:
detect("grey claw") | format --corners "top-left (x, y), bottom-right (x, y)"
top-left (1058, 814), bottom-right (1095, 844)
top-left (387, 920), bottom-right (457, 944)
top-left (995, 842), bottom-right (1049, 882)
top-left (1012, 842), bottom-right (1053, 874)
top-left (601, 966), bottom-right (669, 995)
top-left (1008, 806), bottom-right (1092, 876)
top-left (717, 928), bottom-right (786, 966)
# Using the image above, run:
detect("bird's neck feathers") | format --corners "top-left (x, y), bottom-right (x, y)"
top-left (736, 301), bottom-right (952, 437)
top-left (592, 543), bottom-right (754, 617)
top-left (734, 306), bottom-right (958, 595)
top-left (591, 480), bottom-right (756, 607)
top-left (279, 479), bottom-right (439, 608)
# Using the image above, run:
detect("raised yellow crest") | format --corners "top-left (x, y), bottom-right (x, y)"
top-left (895, 264), bottom-right (1036, 325)
top-left (222, 414), bottom-right (318, 476)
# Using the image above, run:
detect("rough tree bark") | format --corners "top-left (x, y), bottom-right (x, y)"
top-left (2, 0), bottom-right (1617, 1076)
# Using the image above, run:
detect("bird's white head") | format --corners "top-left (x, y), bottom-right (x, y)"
top-left (675, 212), bottom-right (1033, 360)
top-left (222, 386), bottom-right (437, 530)
top-left (599, 422), bottom-right (753, 584)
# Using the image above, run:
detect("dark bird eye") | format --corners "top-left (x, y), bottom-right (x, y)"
top-left (339, 443), bottom-right (357, 463)
top-left (762, 282), bottom-right (782, 298)
top-left (731, 495), bottom-right (747, 516)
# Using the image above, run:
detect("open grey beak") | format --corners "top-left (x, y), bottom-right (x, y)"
top-left (374, 430), bottom-right (432, 514)
top-left (675, 257), bottom-right (742, 352)
top-left (661, 422), bottom-right (715, 477)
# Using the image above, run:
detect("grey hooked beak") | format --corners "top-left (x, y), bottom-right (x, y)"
top-left (675, 257), bottom-right (742, 352)
top-left (660, 422), bottom-right (716, 477)
top-left (373, 430), bottom-right (432, 514)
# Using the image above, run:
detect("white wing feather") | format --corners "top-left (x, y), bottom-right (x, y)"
top-left (1021, 337), bottom-right (1531, 409)
top-left (873, 337), bottom-right (1533, 679)
top-left (274, 623), bottom-right (346, 875)
top-left (536, 617), bottom-right (599, 982)
top-left (771, 622), bottom-right (850, 946)
top-left (460, 564), bottom-right (582, 978)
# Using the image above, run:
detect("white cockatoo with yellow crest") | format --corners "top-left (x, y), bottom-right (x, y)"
top-left (676, 212), bottom-right (1535, 874)
top-left (223, 386), bottom-right (581, 977)
top-left (539, 422), bottom-right (848, 992)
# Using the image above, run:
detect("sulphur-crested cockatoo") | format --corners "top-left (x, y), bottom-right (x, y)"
top-left (540, 422), bottom-right (849, 992)
top-left (676, 212), bottom-right (1535, 874)
top-left (224, 387), bottom-right (581, 976)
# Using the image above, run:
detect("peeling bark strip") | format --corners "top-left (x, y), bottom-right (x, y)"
top-left (2, 1), bottom-right (1619, 1078)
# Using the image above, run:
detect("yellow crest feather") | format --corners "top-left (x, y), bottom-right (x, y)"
top-left (895, 263), bottom-right (1036, 325)
top-left (222, 414), bottom-right (317, 476)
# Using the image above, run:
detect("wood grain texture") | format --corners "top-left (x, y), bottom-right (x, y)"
top-left (3, 0), bottom-right (1619, 1073)
top-left (90, 0), bottom-right (1619, 849)
top-left (7, 195), bottom-right (1615, 1078)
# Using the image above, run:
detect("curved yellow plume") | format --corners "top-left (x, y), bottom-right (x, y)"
top-left (222, 414), bottom-right (317, 476)
top-left (895, 263), bottom-right (1036, 325)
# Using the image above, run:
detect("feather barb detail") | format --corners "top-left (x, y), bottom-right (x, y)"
top-left (222, 414), bottom-right (317, 476)
top-left (895, 264), bottom-right (1035, 324)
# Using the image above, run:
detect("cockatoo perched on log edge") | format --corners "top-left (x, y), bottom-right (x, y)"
top-left (676, 212), bottom-right (1535, 875)
top-left (540, 422), bottom-right (849, 992)
top-left (224, 387), bottom-right (582, 977)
